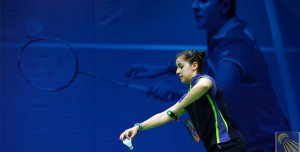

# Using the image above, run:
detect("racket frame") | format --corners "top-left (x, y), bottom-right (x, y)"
top-left (167, 110), bottom-right (200, 142)
top-left (185, 119), bottom-right (200, 142)
top-left (18, 38), bottom-right (79, 91)
top-left (18, 37), bottom-right (149, 93)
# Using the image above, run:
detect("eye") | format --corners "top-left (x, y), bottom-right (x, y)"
top-left (200, 0), bottom-right (208, 3)
top-left (177, 66), bottom-right (183, 69)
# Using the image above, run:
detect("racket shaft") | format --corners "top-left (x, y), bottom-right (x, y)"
top-left (178, 120), bottom-right (187, 126)
top-left (78, 71), bottom-right (149, 93)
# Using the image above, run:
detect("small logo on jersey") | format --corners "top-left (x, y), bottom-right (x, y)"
top-left (276, 132), bottom-right (299, 152)
top-left (220, 50), bottom-right (229, 58)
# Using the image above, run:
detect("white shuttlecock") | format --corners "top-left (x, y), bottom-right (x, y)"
top-left (123, 138), bottom-right (133, 150)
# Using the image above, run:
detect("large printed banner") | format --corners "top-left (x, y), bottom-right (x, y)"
top-left (1, 0), bottom-right (300, 152)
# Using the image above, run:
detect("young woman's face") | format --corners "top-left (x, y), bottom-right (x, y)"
top-left (192, 0), bottom-right (224, 31)
top-left (176, 56), bottom-right (196, 84)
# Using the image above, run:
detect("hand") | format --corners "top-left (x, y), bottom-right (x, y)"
top-left (148, 81), bottom-right (174, 102)
top-left (119, 126), bottom-right (139, 141)
top-left (168, 105), bottom-right (183, 120)
top-left (125, 63), bottom-right (168, 79)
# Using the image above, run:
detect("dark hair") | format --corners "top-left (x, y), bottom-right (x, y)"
top-left (219, 0), bottom-right (236, 19)
top-left (176, 50), bottom-right (206, 73)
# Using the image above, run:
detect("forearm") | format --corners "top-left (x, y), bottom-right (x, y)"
top-left (141, 111), bottom-right (172, 131)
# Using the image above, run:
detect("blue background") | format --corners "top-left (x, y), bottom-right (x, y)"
top-left (1, 0), bottom-right (300, 151)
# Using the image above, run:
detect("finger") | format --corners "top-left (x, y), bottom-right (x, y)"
top-left (168, 111), bottom-right (178, 120)
top-left (120, 132), bottom-right (125, 141)
top-left (158, 86), bottom-right (167, 99)
top-left (174, 113), bottom-right (178, 120)
top-left (125, 66), bottom-right (133, 78)
top-left (134, 72), bottom-right (151, 79)
top-left (125, 69), bottom-right (130, 78)
top-left (160, 89), bottom-right (168, 100)
top-left (130, 131), bottom-right (137, 139)
top-left (147, 85), bottom-right (154, 97)
top-left (126, 68), bottom-right (137, 78)
top-left (151, 85), bottom-right (160, 99)
top-left (125, 64), bottom-right (144, 78)
top-left (133, 69), bottom-right (140, 78)
top-left (125, 130), bottom-right (132, 140)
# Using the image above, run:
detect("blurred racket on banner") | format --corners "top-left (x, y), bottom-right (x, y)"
top-left (167, 110), bottom-right (200, 142)
top-left (18, 38), bottom-right (149, 94)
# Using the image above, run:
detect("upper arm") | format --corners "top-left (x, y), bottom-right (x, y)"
top-left (215, 30), bottom-right (259, 79)
top-left (194, 76), bottom-right (213, 90)
top-left (215, 61), bottom-right (242, 90)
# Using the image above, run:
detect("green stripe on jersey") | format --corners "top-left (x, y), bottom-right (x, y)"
top-left (207, 94), bottom-right (220, 143)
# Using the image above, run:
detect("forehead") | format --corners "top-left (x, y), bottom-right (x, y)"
top-left (176, 56), bottom-right (187, 65)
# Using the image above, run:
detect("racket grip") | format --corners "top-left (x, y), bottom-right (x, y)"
top-left (130, 84), bottom-right (174, 102)
top-left (127, 84), bottom-right (149, 93)
top-left (167, 110), bottom-right (178, 120)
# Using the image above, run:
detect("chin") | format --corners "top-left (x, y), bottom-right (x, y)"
top-left (196, 24), bottom-right (206, 29)
top-left (181, 80), bottom-right (188, 84)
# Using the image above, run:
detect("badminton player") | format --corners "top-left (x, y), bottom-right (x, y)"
top-left (120, 50), bottom-right (246, 152)
top-left (125, 0), bottom-right (290, 151)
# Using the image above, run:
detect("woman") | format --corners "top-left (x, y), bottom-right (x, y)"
top-left (125, 1), bottom-right (290, 151)
top-left (120, 50), bottom-right (246, 152)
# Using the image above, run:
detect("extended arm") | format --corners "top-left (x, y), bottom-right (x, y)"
top-left (119, 104), bottom-right (187, 140)
top-left (125, 61), bottom-right (177, 79)
top-left (148, 82), bottom-right (186, 102)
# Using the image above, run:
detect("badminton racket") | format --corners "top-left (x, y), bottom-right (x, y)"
top-left (167, 110), bottom-right (200, 142)
top-left (18, 37), bottom-right (149, 94)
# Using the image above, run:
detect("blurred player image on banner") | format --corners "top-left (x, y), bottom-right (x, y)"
top-left (120, 50), bottom-right (247, 152)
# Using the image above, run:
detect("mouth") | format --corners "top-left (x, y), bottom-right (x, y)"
top-left (195, 14), bottom-right (203, 18)
top-left (195, 16), bottom-right (203, 22)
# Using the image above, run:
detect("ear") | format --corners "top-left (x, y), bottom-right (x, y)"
top-left (221, 0), bottom-right (231, 14)
top-left (192, 61), bottom-right (198, 70)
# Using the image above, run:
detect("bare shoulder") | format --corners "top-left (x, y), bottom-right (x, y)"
top-left (196, 76), bottom-right (213, 88)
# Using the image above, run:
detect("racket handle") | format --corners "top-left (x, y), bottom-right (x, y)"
top-left (128, 84), bottom-right (173, 101)
top-left (80, 71), bottom-right (174, 101)
top-left (126, 84), bottom-right (149, 93)
top-left (167, 110), bottom-right (178, 120)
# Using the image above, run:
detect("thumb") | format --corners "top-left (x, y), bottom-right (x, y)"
top-left (147, 85), bottom-right (155, 97)
top-left (130, 131), bottom-right (137, 139)
top-left (134, 73), bottom-right (150, 79)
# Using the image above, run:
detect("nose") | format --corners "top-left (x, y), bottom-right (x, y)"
top-left (176, 68), bottom-right (180, 74)
top-left (192, 0), bottom-right (199, 11)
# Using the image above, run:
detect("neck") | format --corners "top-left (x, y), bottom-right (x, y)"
top-left (207, 16), bottom-right (229, 35)
top-left (189, 72), bottom-right (199, 85)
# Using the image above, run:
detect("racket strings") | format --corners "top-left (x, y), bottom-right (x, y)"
top-left (19, 40), bottom-right (77, 90)
top-left (186, 120), bottom-right (200, 142)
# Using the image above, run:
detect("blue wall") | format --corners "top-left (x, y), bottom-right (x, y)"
top-left (1, 0), bottom-right (299, 151)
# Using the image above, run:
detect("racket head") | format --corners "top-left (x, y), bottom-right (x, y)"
top-left (18, 38), bottom-right (79, 91)
top-left (186, 119), bottom-right (200, 142)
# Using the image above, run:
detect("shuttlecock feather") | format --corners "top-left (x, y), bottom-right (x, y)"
top-left (123, 138), bottom-right (133, 150)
